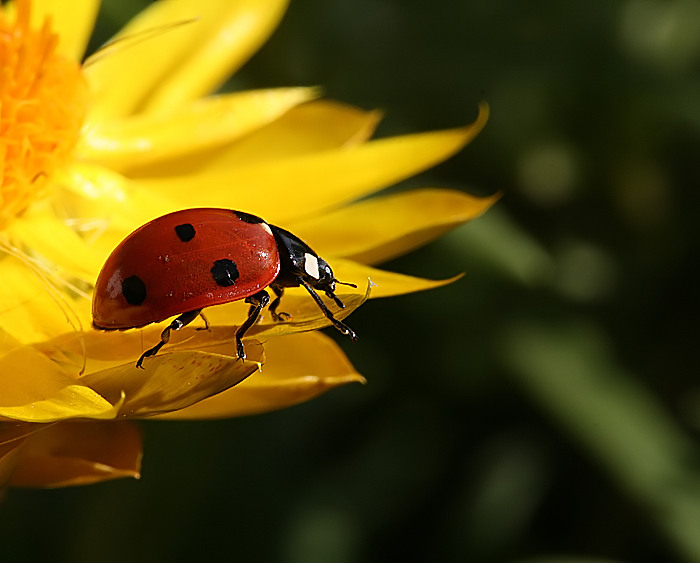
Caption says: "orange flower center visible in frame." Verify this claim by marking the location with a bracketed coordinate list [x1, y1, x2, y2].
[0, 0, 87, 227]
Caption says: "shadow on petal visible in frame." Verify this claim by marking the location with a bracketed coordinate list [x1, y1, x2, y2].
[9, 420, 142, 488]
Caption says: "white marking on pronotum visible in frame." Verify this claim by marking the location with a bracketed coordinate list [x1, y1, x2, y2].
[261, 222, 273, 236]
[304, 253, 320, 279]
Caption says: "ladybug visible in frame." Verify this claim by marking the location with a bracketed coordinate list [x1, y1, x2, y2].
[92, 208, 357, 368]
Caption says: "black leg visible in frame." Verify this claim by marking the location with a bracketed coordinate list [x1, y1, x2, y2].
[269, 285, 291, 321]
[196, 311, 210, 331]
[137, 309, 202, 368]
[236, 290, 270, 360]
[298, 278, 357, 340]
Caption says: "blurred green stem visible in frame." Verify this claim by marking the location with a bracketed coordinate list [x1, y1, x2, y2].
[503, 319, 700, 562]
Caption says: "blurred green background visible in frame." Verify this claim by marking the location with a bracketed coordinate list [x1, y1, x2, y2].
[3, 1, 700, 561]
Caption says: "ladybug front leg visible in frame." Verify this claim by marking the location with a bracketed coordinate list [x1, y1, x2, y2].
[236, 290, 270, 360]
[136, 309, 202, 368]
[298, 278, 357, 341]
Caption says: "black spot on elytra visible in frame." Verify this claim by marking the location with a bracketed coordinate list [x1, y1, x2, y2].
[211, 259, 239, 287]
[122, 275, 147, 305]
[235, 211, 265, 224]
[175, 223, 196, 242]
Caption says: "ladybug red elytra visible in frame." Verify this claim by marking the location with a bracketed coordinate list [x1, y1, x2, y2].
[92, 208, 357, 368]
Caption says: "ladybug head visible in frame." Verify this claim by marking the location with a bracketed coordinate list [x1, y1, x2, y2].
[311, 257, 357, 309]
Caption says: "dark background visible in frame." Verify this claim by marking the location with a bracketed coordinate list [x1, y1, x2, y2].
[4, 1, 700, 561]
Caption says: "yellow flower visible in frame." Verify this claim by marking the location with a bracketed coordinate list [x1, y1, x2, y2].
[0, 0, 494, 488]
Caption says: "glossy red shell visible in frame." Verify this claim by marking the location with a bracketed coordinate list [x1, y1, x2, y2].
[92, 208, 281, 329]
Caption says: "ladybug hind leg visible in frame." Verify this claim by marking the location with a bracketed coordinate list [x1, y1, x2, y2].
[236, 290, 271, 360]
[269, 284, 292, 321]
[196, 311, 211, 331]
[136, 309, 203, 368]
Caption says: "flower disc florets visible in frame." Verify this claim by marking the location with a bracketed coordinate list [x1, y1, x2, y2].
[0, 0, 87, 227]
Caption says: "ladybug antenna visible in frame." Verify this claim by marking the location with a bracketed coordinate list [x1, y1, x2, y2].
[327, 279, 357, 309]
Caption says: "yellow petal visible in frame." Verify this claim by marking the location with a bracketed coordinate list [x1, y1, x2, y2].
[220, 100, 383, 164]
[149, 100, 383, 176]
[0, 328, 25, 355]
[325, 258, 461, 298]
[9, 421, 142, 488]
[85, 0, 288, 120]
[156, 332, 365, 420]
[0, 252, 91, 344]
[142, 0, 290, 114]
[58, 162, 173, 257]
[37, 316, 261, 375]
[291, 189, 500, 264]
[32, 0, 99, 60]
[197, 278, 370, 339]
[80, 87, 319, 173]
[80, 348, 263, 418]
[0, 347, 120, 423]
[135, 104, 489, 222]
[5, 200, 104, 281]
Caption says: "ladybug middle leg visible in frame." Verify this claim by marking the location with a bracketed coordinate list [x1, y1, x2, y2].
[137, 309, 203, 368]
[235, 290, 270, 360]
[269, 284, 291, 321]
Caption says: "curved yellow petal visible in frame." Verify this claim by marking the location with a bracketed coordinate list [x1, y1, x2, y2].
[80, 348, 263, 418]
[196, 278, 370, 339]
[0, 253, 91, 344]
[81, 87, 318, 173]
[5, 201, 104, 281]
[143, 100, 383, 176]
[135, 104, 489, 222]
[38, 315, 260, 375]
[84, 0, 206, 120]
[155, 332, 364, 420]
[85, 0, 288, 119]
[0, 347, 119, 423]
[35, 324, 219, 373]
[142, 0, 289, 114]
[9, 421, 142, 488]
[58, 163, 173, 258]
[330, 258, 462, 298]
[217, 100, 383, 165]
[291, 189, 500, 264]
[32, 0, 99, 60]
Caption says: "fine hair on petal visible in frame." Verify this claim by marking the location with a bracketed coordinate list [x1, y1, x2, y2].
[0, 240, 87, 373]
[83, 17, 200, 68]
